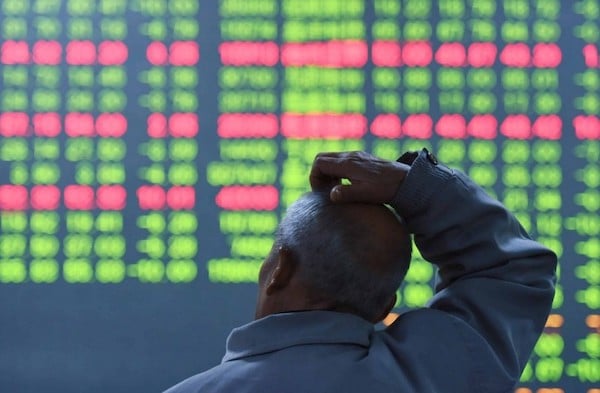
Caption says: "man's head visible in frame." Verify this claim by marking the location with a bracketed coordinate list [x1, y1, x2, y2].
[255, 192, 412, 323]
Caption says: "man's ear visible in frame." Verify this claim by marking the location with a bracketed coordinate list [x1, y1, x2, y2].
[373, 294, 397, 323]
[265, 247, 296, 295]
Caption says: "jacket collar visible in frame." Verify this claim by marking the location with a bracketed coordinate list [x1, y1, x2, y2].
[222, 310, 374, 362]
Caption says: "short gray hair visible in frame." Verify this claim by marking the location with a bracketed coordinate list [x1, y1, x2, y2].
[276, 192, 412, 321]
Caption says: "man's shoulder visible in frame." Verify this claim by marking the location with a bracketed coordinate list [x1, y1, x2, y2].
[163, 363, 229, 393]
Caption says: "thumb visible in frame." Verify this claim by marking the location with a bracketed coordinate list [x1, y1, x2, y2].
[330, 184, 371, 203]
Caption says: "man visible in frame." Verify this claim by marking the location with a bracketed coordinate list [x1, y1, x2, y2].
[166, 149, 557, 393]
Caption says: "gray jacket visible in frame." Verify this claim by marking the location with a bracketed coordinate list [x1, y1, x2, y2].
[165, 149, 557, 393]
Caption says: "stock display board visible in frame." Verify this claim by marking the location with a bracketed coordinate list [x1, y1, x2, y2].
[0, 0, 598, 391]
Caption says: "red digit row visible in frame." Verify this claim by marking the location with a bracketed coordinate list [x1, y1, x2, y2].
[215, 186, 278, 211]
[0, 40, 128, 65]
[0, 40, 202, 66]
[147, 113, 199, 138]
[0, 112, 127, 137]
[371, 114, 564, 140]
[281, 114, 367, 139]
[218, 40, 562, 68]
[212, 113, 574, 140]
[137, 186, 195, 210]
[146, 41, 200, 66]
[217, 114, 278, 138]
[0, 185, 197, 211]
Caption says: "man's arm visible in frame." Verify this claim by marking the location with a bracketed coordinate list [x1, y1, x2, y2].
[310, 149, 557, 389]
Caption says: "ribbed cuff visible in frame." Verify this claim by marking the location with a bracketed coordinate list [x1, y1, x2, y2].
[390, 148, 454, 220]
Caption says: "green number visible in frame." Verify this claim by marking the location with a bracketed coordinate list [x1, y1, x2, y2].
[63, 234, 93, 257]
[172, 18, 199, 39]
[31, 162, 60, 184]
[372, 68, 401, 89]
[95, 212, 123, 232]
[169, 162, 198, 185]
[374, 0, 400, 16]
[99, 90, 127, 112]
[468, 140, 496, 163]
[30, 259, 59, 283]
[403, 21, 432, 40]
[97, 138, 127, 161]
[0, 259, 26, 283]
[35, 16, 61, 38]
[1, 212, 27, 232]
[502, 165, 530, 187]
[97, 163, 126, 184]
[137, 236, 166, 258]
[96, 259, 125, 283]
[168, 212, 197, 234]
[436, 140, 465, 163]
[501, 21, 528, 41]
[470, 19, 495, 41]
[65, 138, 94, 161]
[67, 90, 94, 111]
[30, 212, 59, 234]
[403, 91, 429, 113]
[2, 17, 27, 38]
[0, 234, 27, 256]
[67, 18, 93, 39]
[66, 212, 94, 233]
[98, 67, 127, 87]
[166, 259, 197, 283]
[3, 66, 28, 87]
[137, 213, 166, 234]
[63, 259, 93, 283]
[372, 20, 400, 40]
[533, 20, 560, 42]
[169, 139, 197, 161]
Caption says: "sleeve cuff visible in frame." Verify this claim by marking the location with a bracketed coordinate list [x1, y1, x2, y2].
[390, 148, 455, 220]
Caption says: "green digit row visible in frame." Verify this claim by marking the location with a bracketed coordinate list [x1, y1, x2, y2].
[282, 91, 365, 113]
[1, 0, 126, 15]
[370, 18, 559, 41]
[2, 17, 127, 40]
[137, 211, 198, 234]
[140, 18, 199, 41]
[284, 67, 363, 90]
[219, 91, 277, 113]
[371, 68, 559, 91]
[139, 139, 198, 162]
[220, 19, 277, 41]
[0, 258, 197, 284]
[207, 258, 261, 283]
[139, 162, 198, 185]
[207, 161, 277, 186]
[0, 138, 127, 162]
[1, 211, 124, 233]
[282, 20, 365, 41]
[219, 139, 278, 162]
[139, 67, 198, 89]
[137, 235, 197, 259]
[229, 235, 273, 258]
[0, 233, 198, 259]
[0, 89, 126, 112]
[219, 211, 278, 234]
[139, 90, 198, 112]
[372, 91, 560, 114]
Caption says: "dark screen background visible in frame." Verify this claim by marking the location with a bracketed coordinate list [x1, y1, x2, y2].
[0, 1, 598, 392]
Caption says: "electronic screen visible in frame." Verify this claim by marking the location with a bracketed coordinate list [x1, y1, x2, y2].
[0, 0, 598, 391]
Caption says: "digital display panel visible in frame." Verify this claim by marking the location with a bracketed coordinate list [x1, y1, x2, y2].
[0, 0, 598, 391]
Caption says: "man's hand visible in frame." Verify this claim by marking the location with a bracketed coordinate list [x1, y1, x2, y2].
[309, 151, 410, 203]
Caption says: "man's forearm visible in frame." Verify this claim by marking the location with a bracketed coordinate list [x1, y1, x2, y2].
[390, 149, 557, 383]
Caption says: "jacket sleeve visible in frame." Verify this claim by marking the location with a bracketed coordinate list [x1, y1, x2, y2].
[387, 149, 557, 390]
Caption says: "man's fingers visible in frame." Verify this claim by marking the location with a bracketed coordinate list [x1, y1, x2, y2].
[309, 154, 360, 190]
[330, 183, 373, 203]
